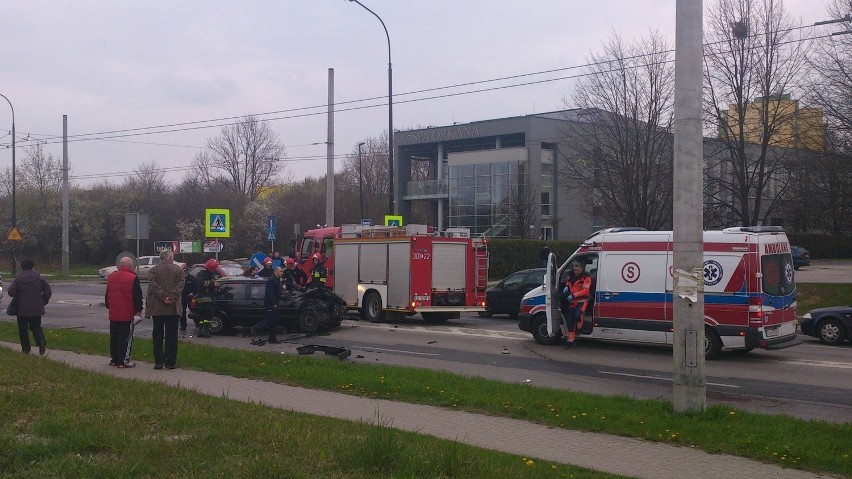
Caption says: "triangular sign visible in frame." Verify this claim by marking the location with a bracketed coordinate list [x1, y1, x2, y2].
[7, 227, 22, 241]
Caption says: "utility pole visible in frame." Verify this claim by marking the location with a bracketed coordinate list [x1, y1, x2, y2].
[672, 0, 706, 413]
[326, 68, 335, 227]
[62, 115, 70, 275]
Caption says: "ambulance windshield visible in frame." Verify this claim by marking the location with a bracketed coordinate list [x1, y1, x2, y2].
[760, 254, 796, 296]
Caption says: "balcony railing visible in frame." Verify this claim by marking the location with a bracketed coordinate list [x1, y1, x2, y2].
[405, 179, 448, 199]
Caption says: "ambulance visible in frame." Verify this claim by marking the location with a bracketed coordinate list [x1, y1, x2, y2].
[518, 227, 800, 359]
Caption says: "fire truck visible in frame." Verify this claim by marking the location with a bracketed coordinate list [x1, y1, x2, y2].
[297, 224, 488, 323]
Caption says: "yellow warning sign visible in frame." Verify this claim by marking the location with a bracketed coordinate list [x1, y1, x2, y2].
[7, 227, 22, 241]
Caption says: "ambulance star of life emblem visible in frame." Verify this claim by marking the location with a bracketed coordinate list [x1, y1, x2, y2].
[703, 260, 723, 286]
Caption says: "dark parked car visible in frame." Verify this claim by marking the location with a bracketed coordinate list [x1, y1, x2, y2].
[187, 262, 245, 279]
[791, 246, 811, 270]
[801, 305, 851, 345]
[188, 277, 346, 335]
[480, 268, 545, 318]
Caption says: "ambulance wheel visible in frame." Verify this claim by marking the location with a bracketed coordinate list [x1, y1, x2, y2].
[362, 292, 385, 323]
[297, 308, 321, 333]
[704, 327, 722, 360]
[532, 314, 560, 345]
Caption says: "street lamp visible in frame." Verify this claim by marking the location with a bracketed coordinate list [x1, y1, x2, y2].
[348, 0, 394, 215]
[0, 93, 16, 274]
[357, 142, 366, 220]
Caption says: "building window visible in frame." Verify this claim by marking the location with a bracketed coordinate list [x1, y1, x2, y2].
[448, 159, 528, 237]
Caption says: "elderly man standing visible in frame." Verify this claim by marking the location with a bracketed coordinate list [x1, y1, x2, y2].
[145, 250, 186, 370]
[105, 256, 143, 367]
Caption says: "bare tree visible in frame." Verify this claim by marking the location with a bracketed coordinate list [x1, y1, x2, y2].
[19, 143, 63, 199]
[808, 0, 852, 139]
[193, 115, 286, 203]
[703, 0, 808, 226]
[561, 31, 675, 230]
[501, 177, 537, 238]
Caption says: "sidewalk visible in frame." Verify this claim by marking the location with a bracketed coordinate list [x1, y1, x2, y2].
[3, 342, 835, 479]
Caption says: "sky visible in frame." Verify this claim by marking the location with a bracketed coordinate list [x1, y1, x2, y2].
[0, 0, 829, 188]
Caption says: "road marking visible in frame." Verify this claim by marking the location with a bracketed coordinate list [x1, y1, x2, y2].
[781, 359, 852, 370]
[599, 370, 741, 388]
[56, 300, 94, 305]
[340, 320, 529, 341]
[351, 346, 442, 357]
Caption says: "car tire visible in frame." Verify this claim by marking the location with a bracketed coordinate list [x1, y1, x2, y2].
[362, 292, 385, 323]
[531, 314, 560, 345]
[477, 305, 493, 318]
[298, 308, 321, 333]
[817, 318, 846, 345]
[208, 315, 227, 335]
[422, 312, 451, 323]
[704, 326, 723, 360]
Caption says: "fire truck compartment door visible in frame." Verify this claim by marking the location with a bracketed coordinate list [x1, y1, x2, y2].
[432, 242, 467, 290]
[359, 243, 389, 284]
[387, 242, 411, 309]
[333, 243, 360, 305]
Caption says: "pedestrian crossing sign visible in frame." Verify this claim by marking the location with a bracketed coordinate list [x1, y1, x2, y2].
[205, 208, 230, 238]
[384, 215, 403, 227]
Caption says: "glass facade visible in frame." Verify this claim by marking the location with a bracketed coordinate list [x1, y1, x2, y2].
[448, 160, 527, 237]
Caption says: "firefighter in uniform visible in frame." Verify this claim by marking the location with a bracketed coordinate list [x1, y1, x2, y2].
[194, 258, 222, 337]
[308, 253, 327, 289]
[561, 261, 591, 347]
[282, 257, 308, 292]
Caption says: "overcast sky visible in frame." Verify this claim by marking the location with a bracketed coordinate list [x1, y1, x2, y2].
[0, 0, 828, 187]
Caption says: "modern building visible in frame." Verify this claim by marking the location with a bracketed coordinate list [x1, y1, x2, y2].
[395, 110, 602, 241]
[720, 93, 825, 151]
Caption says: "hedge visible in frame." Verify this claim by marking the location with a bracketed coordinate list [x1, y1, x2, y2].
[785, 233, 852, 260]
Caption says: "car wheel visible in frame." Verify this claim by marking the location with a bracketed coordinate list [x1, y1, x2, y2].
[704, 326, 723, 360]
[208, 315, 227, 335]
[362, 292, 384, 323]
[298, 308, 321, 333]
[477, 305, 493, 318]
[422, 312, 451, 323]
[531, 314, 560, 345]
[817, 319, 846, 345]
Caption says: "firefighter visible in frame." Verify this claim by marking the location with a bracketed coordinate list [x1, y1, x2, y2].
[282, 257, 308, 292]
[561, 261, 591, 347]
[194, 258, 222, 338]
[257, 257, 274, 278]
[308, 253, 327, 289]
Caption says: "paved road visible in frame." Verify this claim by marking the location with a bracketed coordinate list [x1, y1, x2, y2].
[793, 259, 852, 283]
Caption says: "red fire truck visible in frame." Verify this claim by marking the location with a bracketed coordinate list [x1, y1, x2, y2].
[297, 224, 488, 323]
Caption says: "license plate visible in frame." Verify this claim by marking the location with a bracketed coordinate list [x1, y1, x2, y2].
[765, 326, 780, 338]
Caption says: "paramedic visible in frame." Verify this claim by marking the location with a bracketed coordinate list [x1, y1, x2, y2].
[561, 261, 591, 347]
[308, 253, 328, 289]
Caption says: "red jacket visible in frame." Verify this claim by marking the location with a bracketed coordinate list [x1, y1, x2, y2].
[105, 267, 143, 321]
[564, 272, 592, 312]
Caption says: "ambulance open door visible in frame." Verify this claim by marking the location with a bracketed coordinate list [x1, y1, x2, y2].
[544, 253, 561, 338]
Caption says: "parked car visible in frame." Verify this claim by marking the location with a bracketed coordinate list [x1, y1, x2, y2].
[791, 246, 811, 270]
[187, 276, 346, 335]
[187, 262, 244, 279]
[480, 268, 546, 318]
[99, 256, 186, 280]
[801, 305, 851, 345]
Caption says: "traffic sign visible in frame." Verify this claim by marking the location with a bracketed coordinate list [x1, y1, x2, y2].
[205, 209, 230, 238]
[7, 227, 22, 241]
[384, 215, 403, 227]
[267, 215, 276, 241]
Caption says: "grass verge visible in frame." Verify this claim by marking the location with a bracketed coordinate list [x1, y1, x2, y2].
[0, 323, 849, 477]
[0, 348, 621, 479]
[796, 283, 852, 313]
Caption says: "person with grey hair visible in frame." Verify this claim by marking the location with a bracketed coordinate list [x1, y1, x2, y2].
[8, 258, 52, 355]
[145, 250, 186, 369]
[105, 256, 143, 367]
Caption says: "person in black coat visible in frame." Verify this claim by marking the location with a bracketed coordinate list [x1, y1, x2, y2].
[8, 259, 52, 355]
[250, 266, 283, 343]
[539, 244, 551, 267]
[179, 265, 197, 331]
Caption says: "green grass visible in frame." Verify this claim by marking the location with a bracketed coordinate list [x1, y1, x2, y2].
[0, 348, 621, 479]
[0, 323, 849, 477]
[796, 283, 852, 313]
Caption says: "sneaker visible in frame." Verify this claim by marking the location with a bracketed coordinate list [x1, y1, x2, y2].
[154, 364, 164, 370]
[38, 343, 46, 356]
[565, 341, 575, 349]
[123, 361, 136, 368]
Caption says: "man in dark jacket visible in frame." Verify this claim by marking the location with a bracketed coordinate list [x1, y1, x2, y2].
[194, 258, 222, 337]
[282, 257, 307, 292]
[105, 256, 143, 367]
[250, 266, 284, 343]
[9, 258, 52, 355]
[179, 265, 196, 332]
[145, 250, 186, 370]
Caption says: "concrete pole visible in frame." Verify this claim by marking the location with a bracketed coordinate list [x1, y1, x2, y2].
[672, 0, 706, 413]
[62, 115, 70, 275]
[326, 68, 335, 227]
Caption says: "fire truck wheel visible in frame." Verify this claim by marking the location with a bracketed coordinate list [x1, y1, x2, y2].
[532, 314, 560, 345]
[362, 292, 385, 323]
[704, 326, 723, 360]
[298, 308, 321, 333]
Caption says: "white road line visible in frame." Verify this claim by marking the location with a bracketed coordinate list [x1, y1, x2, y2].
[599, 370, 741, 388]
[781, 359, 852, 370]
[351, 346, 442, 357]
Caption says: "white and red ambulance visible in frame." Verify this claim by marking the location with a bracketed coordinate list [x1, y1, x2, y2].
[518, 226, 800, 359]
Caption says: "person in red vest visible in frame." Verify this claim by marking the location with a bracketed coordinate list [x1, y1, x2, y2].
[105, 256, 143, 367]
[561, 261, 591, 347]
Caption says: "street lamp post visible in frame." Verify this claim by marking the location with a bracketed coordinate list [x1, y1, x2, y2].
[357, 142, 366, 220]
[348, 0, 394, 215]
[0, 93, 16, 275]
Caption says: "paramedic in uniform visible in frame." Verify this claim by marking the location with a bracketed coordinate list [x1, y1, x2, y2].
[561, 261, 592, 347]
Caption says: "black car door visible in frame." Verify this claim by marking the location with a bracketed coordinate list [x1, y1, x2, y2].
[493, 271, 526, 314]
[244, 283, 267, 326]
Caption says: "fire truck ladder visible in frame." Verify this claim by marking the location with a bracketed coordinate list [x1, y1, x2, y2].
[473, 244, 489, 292]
